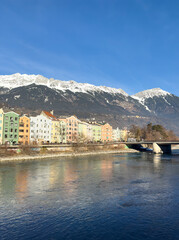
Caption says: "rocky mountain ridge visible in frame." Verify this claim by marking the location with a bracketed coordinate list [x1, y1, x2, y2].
[0, 73, 178, 135]
[0, 73, 128, 95]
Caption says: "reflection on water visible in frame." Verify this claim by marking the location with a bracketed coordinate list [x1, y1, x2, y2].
[153, 154, 161, 170]
[0, 153, 179, 240]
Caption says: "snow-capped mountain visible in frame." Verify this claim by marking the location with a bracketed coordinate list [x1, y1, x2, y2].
[131, 88, 179, 115]
[132, 88, 171, 100]
[0, 73, 128, 95]
[0, 73, 179, 134]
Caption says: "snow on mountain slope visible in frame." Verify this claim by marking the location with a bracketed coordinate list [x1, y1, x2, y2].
[131, 88, 172, 112]
[0, 73, 128, 96]
[132, 88, 171, 100]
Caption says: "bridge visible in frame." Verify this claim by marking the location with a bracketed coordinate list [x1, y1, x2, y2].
[124, 141, 179, 154]
[0, 141, 178, 154]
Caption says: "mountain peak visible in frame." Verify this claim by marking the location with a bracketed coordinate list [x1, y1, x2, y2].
[132, 88, 171, 100]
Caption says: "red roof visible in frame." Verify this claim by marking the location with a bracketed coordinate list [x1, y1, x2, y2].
[42, 111, 57, 120]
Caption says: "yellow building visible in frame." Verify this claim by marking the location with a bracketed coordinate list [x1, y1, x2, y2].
[0, 109, 4, 144]
[78, 121, 92, 142]
[120, 129, 128, 141]
[51, 120, 60, 143]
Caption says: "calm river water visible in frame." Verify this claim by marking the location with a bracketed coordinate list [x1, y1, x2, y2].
[0, 152, 179, 240]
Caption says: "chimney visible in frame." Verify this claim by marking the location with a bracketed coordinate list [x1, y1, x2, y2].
[50, 110, 54, 115]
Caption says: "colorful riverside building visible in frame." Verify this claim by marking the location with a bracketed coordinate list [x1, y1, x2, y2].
[41, 111, 67, 143]
[2, 111, 19, 144]
[60, 116, 79, 143]
[0, 109, 4, 144]
[30, 115, 52, 144]
[59, 120, 67, 143]
[41, 110, 58, 143]
[112, 127, 121, 142]
[51, 119, 67, 143]
[51, 120, 60, 143]
[78, 121, 93, 142]
[18, 115, 30, 145]
[101, 123, 113, 142]
[89, 123, 102, 142]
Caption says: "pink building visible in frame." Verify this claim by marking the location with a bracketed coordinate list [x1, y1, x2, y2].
[60, 116, 80, 143]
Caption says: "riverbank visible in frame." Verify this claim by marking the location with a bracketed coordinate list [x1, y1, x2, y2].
[0, 149, 138, 163]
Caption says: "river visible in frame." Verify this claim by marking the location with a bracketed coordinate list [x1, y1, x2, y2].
[0, 152, 179, 240]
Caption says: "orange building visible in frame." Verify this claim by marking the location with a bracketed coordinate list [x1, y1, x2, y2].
[101, 123, 113, 142]
[18, 115, 30, 145]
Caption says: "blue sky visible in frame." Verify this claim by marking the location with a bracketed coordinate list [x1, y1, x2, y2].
[0, 0, 179, 95]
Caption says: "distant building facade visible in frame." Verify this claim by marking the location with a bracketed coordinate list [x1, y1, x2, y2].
[18, 115, 30, 145]
[3, 111, 19, 144]
[51, 120, 60, 143]
[59, 120, 67, 143]
[30, 115, 52, 144]
[0, 108, 122, 145]
[78, 121, 93, 142]
[90, 123, 101, 142]
[63, 116, 79, 143]
[112, 127, 121, 142]
[101, 123, 113, 142]
[0, 109, 4, 144]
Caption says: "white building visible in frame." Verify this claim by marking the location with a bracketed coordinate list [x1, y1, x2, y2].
[112, 127, 121, 142]
[30, 115, 52, 144]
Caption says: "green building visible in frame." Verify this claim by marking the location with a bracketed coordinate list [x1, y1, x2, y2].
[3, 111, 19, 144]
[91, 123, 101, 142]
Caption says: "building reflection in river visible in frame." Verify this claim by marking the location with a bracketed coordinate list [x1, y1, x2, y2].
[0, 152, 174, 205]
[15, 166, 28, 202]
